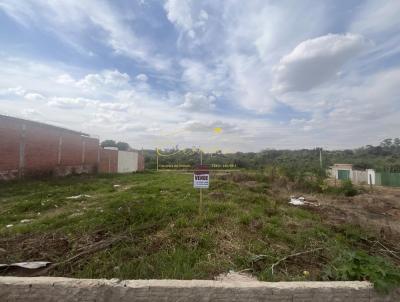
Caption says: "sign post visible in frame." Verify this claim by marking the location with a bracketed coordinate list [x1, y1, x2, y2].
[194, 164, 209, 215]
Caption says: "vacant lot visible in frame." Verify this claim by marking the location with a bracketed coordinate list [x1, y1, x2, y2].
[0, 171, 399, 291]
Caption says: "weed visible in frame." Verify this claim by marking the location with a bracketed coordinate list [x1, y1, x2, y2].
[323, 250, 400, 293]
[322, 180, 358, 196]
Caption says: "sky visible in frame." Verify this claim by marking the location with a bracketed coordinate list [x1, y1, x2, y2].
[0, 0, 399, 152]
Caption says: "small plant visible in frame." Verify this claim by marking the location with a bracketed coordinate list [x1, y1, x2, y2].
[323, 180, 358, 196]
[339, 180, 358, 196]
[239, 213, 252, 225]
[323, 250, 400, 293]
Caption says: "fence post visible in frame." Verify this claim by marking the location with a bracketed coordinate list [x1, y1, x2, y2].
[369, 174, 373, 191]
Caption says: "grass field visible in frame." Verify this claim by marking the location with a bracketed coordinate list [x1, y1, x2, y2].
[1, 171, 399, 291]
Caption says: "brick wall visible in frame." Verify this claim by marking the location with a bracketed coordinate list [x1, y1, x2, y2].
[0, 115, 100, 179]
[84, 137, 100, 166]
[24, 123, 60, 176]
[1, 115, 144, 179]
[138, 153, 145, 171]
[0, 277, 399, 302]
[99, 148, 118, 173]
[0, 117, 20, 179]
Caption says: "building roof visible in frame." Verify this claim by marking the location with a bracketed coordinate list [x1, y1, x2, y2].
[0, 114, 90, 137]
[332, 163, 353, 168]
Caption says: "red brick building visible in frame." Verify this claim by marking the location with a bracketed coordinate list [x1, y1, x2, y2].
[0, 115, 144, 180]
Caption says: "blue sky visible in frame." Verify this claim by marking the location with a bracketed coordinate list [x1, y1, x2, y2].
[0, 0, 399, 152]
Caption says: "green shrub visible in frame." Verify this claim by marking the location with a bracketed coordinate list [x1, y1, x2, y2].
[340, 180, 358, 196]
[323, 180, 358, 196]
[323, 250, 400, 293]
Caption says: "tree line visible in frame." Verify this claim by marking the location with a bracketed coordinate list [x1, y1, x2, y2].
[100, 140, 131, 151]
[143, 138, 400, 172]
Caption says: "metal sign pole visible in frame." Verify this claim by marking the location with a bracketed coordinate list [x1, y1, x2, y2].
[200, 150, 203, 215]
[199, 187, 203, 216]
[194, 153, 208, 217]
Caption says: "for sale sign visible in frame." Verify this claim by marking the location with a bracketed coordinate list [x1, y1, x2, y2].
[194, 165, 209, 188]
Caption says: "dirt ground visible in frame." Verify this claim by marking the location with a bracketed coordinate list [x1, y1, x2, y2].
[299, 185, 400, 249]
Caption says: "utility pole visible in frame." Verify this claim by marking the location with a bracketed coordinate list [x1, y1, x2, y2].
[156, 150, 159, 172]
[319, 148, 323, 170]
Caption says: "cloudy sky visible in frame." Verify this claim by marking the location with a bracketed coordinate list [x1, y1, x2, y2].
[0, 0, 399, 152]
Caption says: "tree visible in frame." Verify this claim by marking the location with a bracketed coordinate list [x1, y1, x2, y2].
[380, 138, 393, 149]
[116, 141, 130, 151]
[101, 140, 117, 148]
[100, 140, 130, 150]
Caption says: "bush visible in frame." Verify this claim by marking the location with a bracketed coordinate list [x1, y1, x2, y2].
[323, 250, 400, 293]
[339, 180, 358, 196]
[323, 180, 358, 196]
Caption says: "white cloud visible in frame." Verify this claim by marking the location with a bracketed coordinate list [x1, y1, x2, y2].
[351, 1, 400, 36]
[0, 1, 170, 70]
[168, 2, 329, 113]
[179, 92, 215, 111]
[77, 70, 130, 91]
[0, 86, 46, 102]
[9, 86, 26, 96]
[277, 67, 400, 148]
[24, 93, 46, 101]
[1, 1, 400, 151]
[349, 1, 400, 64]
[56, 74, 75, 85]
[180, 59, 228, 94]
[21, 108, 42, 119]
[99, 102, 130, 112]
[164, 0, 209, 40]
[181, 120, 239, 134]
[48, 97, 94, 109]
[116, 123, 147, 132]
[272, 33, 367, 93]
[226, 54, 276, 113]
[164, 0, 193, 33]
[0, 86, 26, 97]
[91, 111, 130, 124]
[136, 73, 148, 82]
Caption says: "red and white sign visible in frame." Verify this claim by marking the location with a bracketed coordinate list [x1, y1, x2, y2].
[194, 165, 209, 188]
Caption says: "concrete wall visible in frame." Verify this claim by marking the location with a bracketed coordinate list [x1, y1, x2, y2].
[117, 150, 138, 173]
[329, 165, 377, 186]
[367, 169, 376, 185]
[0, 115, 99, 180]
[0, 277, 398, 302]
[352, 170, 368, 184]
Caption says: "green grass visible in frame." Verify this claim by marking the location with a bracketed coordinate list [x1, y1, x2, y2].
[0, 171, 399, 291]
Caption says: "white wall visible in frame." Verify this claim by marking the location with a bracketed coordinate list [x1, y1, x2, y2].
[367, 169, 376, 185]
[117, 151, 138, 173]
[352, 170, 368, 184]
